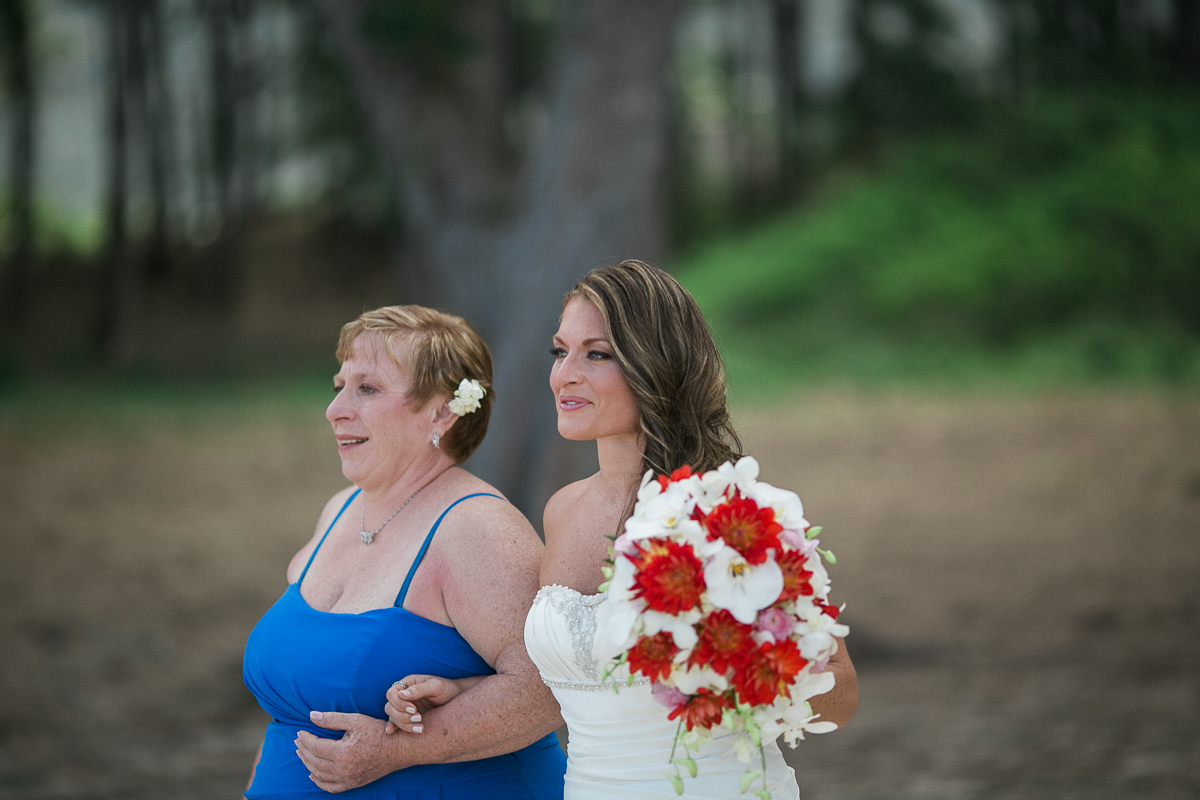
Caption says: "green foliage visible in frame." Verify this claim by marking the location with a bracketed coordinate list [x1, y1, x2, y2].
[677, 93, 1200, 387]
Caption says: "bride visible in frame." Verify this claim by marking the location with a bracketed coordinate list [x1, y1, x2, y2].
[387, 261, 857, 798]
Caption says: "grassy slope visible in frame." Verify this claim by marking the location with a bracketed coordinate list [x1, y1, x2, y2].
[675, 93, 1200, 394]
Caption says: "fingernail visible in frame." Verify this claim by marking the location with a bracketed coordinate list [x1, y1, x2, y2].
[413, 724, 423, 733]
[310, 710, 323, 721]
[405, 707, 416, 714]
[400, 689, 411, 696]
[410, 714, 421, 722]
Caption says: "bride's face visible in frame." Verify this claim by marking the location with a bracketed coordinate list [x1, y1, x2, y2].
[550, 298, 640, 442]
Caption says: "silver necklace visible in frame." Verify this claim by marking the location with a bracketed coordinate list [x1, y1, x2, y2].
[359, 479, 434, 545]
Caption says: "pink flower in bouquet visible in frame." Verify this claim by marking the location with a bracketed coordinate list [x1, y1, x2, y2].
[779, 528, 818, 555]
[755, 607, 793, 641]
[650, 682, 688, 711]
[699, 494, 783, 565]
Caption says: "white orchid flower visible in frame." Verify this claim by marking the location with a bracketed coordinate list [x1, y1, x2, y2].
[593, 596, 641, 659]
[793, 605, 848, 660]
[623, 484, 701, 541]
[727, 456, 761, 492]
[698, 456, 760, 508]
[791, 670, 836, 703]
[637, 469, 661, 500]
[794, 603, 849, 636]
[780, 709, 838, 746]
[805, 554, 831, 600]
[606, 553, 639, 603]
[669, 664, 729, 695]
[753, 705, 788, 741]
[642, 607, 701, 650]
[798, 631, 837, 662]
[747, 482, 808, 533]
[703, 546, 784, 624]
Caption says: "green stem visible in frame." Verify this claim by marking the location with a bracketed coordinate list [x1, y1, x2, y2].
[761, 742, 769, 797]
[669, 717, 683, 764]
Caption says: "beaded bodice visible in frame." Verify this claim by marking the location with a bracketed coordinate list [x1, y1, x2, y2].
[524, 584, 648, 691]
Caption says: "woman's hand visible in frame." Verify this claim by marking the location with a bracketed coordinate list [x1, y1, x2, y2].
[384, 675, 484, 734]
[297, 711, 400, 792]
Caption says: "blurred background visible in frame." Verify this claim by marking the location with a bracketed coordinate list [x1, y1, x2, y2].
[1, 0, 1198, 797]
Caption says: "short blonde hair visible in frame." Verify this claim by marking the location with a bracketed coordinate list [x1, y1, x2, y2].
[336, 305, 494, 463]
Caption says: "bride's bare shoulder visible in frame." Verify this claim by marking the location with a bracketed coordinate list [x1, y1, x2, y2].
[543, 474, 596, 541]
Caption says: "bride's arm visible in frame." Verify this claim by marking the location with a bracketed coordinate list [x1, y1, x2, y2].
[808, 636, 858, 728]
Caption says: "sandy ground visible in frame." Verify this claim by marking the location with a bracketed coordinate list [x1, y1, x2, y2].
[1, 391, 1197, 799]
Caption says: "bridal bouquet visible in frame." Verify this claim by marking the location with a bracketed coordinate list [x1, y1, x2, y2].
[599, 457, 847, 798]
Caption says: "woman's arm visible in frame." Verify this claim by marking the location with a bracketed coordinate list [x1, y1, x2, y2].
[384, 674, 486, 734]
[808, 636, 857, 728]
[294, 500, 563, 792]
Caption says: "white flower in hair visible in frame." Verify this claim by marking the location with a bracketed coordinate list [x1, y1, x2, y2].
[448, 378, 486, 415]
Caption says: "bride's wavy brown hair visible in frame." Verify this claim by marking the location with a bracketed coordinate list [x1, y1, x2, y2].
[564, 260, 743, 481]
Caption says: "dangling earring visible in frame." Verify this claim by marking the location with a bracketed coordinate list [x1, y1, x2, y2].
[432, 432, 440, 449]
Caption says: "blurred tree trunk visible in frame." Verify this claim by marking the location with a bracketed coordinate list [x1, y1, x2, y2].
[139, 0, 173, 284]
[1174, 0, 1200, 84]
[473, 0, 681, 516]
[205, 0, 247, 312]
[1, 0, 34, 330]
[315, 0, 681, 519]
[98, 0, 138, 365]
[772, 0, 805, 201]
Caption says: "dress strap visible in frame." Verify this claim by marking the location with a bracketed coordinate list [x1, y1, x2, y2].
[394, 493, 501, 608]
[297, 488, 361, 586]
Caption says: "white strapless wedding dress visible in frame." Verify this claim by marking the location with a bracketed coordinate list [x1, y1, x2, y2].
[524, 585, 800, 800]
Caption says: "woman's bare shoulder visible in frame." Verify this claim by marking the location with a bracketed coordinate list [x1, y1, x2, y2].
[314, 486, 359, 534]
[286, 486, 358, 582]
[435, 474, 541, 553]
[543, 475, 596, 542]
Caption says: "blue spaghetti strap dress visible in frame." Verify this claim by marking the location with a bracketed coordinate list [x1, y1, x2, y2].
[243, 490, 566, 799]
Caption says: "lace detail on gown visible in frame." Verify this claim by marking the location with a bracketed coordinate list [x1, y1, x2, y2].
[531, 585, 649, 690]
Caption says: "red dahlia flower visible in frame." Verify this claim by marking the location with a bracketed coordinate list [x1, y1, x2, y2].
[628, 632, 680, 681]
[777, 550, 814, 602]
[702, 493, 783, 565]
[630, 538, 706, 614]
[688, 609, 755, 673]
[819, 601, 841, 620]
[656, 464, 694, 490]
[732, 639, 808, 706]
[667, 687, 731, 731]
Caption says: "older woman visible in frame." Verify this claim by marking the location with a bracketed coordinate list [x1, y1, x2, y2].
[241, 306, 565, 798]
